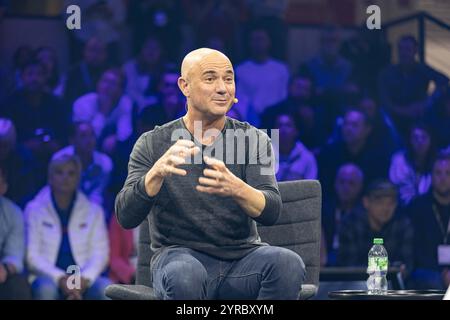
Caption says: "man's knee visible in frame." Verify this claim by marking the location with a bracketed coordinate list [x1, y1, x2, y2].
[158, 258, 208, 299]
[32, 276, 59, 300]
[84, 276, 112, 300]
[260, 246, 306, 283]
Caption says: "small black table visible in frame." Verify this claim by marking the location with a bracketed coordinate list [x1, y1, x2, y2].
[328, 290, 445, 300]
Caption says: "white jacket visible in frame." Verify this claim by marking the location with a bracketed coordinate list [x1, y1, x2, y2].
[25, 186, 109, 283]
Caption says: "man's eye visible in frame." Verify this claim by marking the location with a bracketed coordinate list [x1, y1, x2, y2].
[206, 78, 213, 82]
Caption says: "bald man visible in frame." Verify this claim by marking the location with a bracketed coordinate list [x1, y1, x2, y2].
[115, 48, 305, 300]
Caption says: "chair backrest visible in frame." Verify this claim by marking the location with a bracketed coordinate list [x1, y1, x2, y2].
[136, 180, 322, 289]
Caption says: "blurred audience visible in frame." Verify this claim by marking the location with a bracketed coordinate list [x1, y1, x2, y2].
[0, 118, 38, 207]
[318, 108, 392, 195]
[273, 113, 317, 181]
[109, 216, 139, 284]
[379, 35, 449, 139]
[390, 123, 436, 205]
[123, 36, 168, 112]
[0, 168, 32, 299]
[64, 37, 109, 106]
[337, 179, 414, 280]
[408, 150, 450, 290]
[235, 25, 289, 125]
[25, 154, 110, 300]
[35, 46, 64, 97]
[322, 163, 364, 266]
[52, 122, 113, 209]
[73, 68, 134, 155]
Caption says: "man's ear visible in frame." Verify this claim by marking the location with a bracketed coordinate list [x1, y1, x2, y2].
[178, 77, 189, 97]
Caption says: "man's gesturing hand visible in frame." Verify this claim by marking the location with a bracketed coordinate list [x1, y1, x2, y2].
[145, 139, 200, 197]
[196, 156, 242, 197]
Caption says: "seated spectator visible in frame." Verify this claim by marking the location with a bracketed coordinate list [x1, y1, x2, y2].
[0, 60, 69, 187]
[337, 180, 414, 279]
[35, 46, 64, 97]
[318, 108, 392, 195]
[390, 123, 436, 205]
[322, 163, 364, 266]
[379, 35, 449, 139]
[63, 37, 108, 106]
[299, 27, 353, 123]
[109, 216, 139, 284]
[0, 118, 39, 207]
[52, 122, 113, 208]
[4, 45, 34, 94]
[73, 68, 134, 155]
[123, 36, 167, 112]
[261, 73, 328, 151]
[142, 68, 185, 123]
[0, 168, 32, 299]
[235, 25, 289, 125]
[25, 154, 110, 300]
[127, 0, 182, 61]
[358, 96, 401, 154]
[273, 113, 317, 181]
[408, 150, 450, 290]
[426, 87, 450, 149]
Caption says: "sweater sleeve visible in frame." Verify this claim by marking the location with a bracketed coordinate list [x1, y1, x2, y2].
[115, 132, 157, 229]
[245, 129, 282, 226]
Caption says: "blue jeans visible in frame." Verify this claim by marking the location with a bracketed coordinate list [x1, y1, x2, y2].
[32, 276, 111, 300]
[152, 246, 306, 300]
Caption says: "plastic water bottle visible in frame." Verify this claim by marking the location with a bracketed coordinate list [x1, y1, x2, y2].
[367, 238, 388, 294]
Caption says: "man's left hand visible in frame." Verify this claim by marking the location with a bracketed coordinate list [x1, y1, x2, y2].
[196, 156, 243, 197]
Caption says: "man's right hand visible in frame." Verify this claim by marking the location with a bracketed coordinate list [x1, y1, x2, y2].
[145, 139, 200, 197]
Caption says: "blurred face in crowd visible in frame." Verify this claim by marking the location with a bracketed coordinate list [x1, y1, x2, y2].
[342, 111, 371, 147]
[97, 70, 123, 101]
[276, 114, 298, 149]
[14, 45, 33, 69]
[72, 123, 96, 156]
[140, 38, 162, 66]
[359, 98, 377, 119]
[179, 49, 235, 118]
[160, 72, 180, 99]
[84, 38, 107, 67]
[398, 38, 417, 65]
[432, 159, 450, 197]
[289, 76, 312, 100]
[410, 127, 431, 158]
[36, 47, 57, 78]
[335, 164, 363, 204]
[364, 195, 397, 227]
[250, 29, 271, 60]
[49, 161, 80, 195]
[22, 64, 45, 92]
[320, 30, 340, 61]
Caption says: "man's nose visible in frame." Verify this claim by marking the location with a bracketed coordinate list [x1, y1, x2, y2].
[215, 79, 227, 94]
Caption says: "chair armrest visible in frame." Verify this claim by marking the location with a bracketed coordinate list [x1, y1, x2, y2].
[105, 284, 157, 300]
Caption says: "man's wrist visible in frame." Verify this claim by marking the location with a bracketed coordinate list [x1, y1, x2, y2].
[231, 178, 247, 200]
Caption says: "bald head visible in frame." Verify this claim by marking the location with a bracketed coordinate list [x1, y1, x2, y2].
[178, 48, 236, 118]
[181, 48, 231, 80]
[335, 163, 364, 203]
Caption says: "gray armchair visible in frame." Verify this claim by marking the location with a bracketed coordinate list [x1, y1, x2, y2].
[106, 180, 322, 300]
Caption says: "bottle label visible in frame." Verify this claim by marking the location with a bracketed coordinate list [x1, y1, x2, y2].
[368, 256, 388, 272]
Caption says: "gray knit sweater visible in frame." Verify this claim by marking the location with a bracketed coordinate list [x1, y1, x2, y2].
[115, 117, 282, 260]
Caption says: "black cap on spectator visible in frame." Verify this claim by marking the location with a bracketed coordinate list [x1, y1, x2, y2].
[364, 179, 398, 199]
